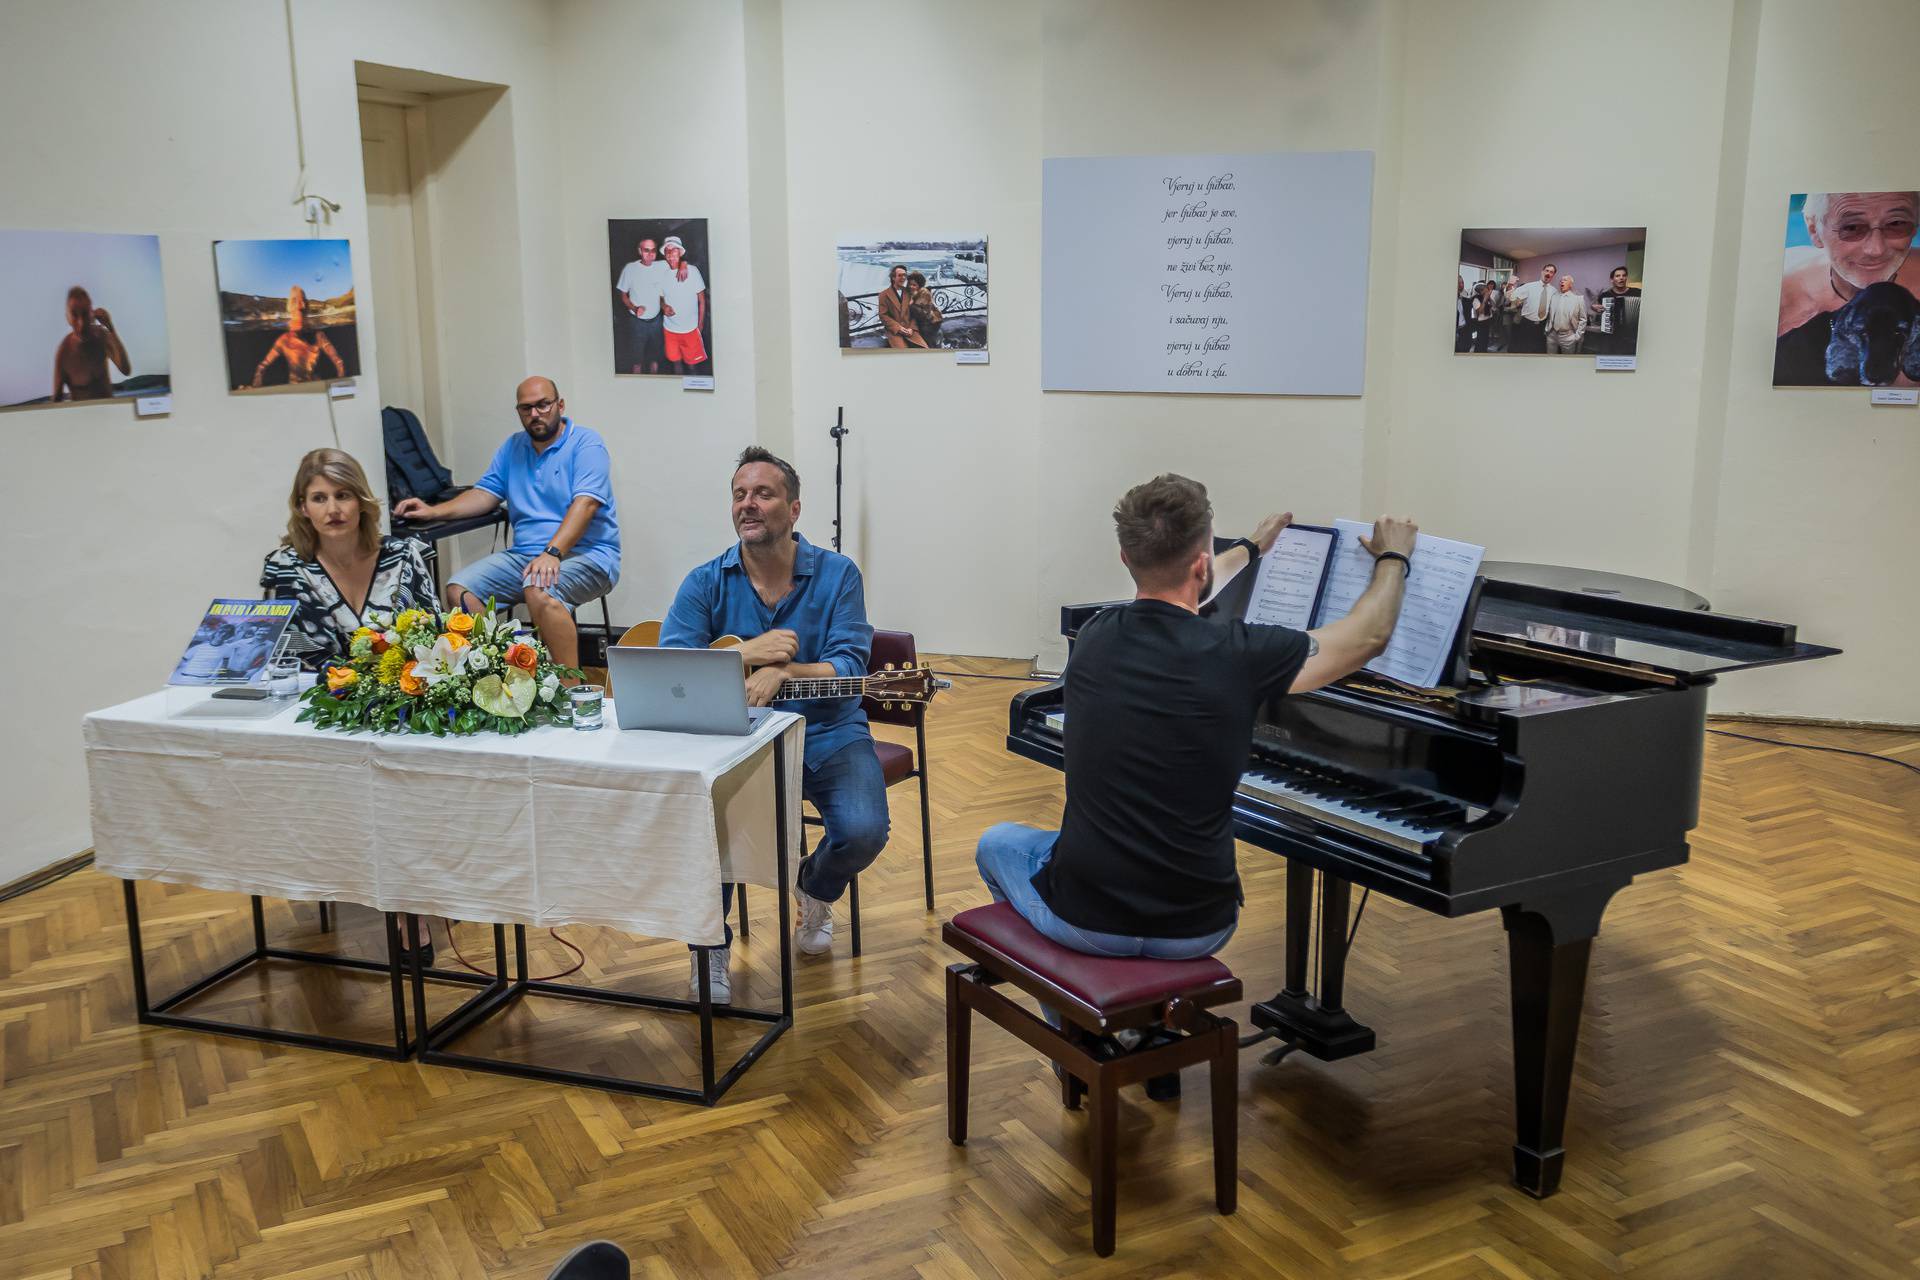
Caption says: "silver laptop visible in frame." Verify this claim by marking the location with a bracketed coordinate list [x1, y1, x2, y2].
[607, 646, 772, 735]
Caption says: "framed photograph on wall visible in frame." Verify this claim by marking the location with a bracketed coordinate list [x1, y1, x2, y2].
[608, 218, 713, 377]
[0, 229, 170, 411]
[1774, 191, 1920, 386]
[1456, 227, 1645, 358]
[213, 239, 359, 391]
[835, 237, 988, 351]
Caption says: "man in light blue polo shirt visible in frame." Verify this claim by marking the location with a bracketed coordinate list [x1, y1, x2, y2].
[661, 446, 888, 1003]
[391, 375, 620, 671]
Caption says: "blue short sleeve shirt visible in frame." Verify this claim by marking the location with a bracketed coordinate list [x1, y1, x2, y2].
[659, 533, 874, 762]
[474, 419, 621, 579]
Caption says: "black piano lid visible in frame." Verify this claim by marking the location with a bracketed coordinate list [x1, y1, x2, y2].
[1472, 578, 1840, 681]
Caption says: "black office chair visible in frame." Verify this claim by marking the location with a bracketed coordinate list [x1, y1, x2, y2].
[545, 1240, 629, 1280]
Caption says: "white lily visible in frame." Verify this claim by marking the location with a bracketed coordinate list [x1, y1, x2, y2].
[412, 635, 471, 686]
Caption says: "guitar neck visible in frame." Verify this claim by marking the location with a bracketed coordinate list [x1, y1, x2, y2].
[775, 675, 877, 701]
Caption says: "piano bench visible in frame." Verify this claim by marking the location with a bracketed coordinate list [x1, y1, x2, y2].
[942, 901, 1242, 1257]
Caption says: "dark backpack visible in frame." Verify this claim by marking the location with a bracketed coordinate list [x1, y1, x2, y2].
[381, 406, 457, 504]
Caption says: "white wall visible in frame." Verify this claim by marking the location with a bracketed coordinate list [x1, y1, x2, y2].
[0, 0, 562, 886]
[4, 0, 1911, 884]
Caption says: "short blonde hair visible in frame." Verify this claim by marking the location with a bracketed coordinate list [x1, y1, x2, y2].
[283, 448, 381, 560]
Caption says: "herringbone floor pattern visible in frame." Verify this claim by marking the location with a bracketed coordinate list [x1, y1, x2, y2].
[3, 658, 1916, 1278]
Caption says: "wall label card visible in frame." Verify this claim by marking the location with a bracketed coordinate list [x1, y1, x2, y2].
[682, 375, 715, 392]
[1042, 150, 1374, 396]
[1870, 388, 1917, 405]
[135, 395, 172, 417]
[1595, 355, 1638, 371]
[328, 380, 356, 399]
[956, 350, 990, 365]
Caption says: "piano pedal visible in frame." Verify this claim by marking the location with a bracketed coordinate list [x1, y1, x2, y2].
[1261, 1043, 1299, 1068]
[1144, 1072, 1181, 1102]
[1249, 992, 1377, 1062]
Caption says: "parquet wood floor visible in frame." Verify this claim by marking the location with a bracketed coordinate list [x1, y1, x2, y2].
[3, 657, 1917, 1278]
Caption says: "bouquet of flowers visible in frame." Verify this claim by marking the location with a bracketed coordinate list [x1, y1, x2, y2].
[298, 600, 582, 736]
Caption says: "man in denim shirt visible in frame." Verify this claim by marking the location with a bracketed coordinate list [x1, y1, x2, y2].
[661, 447, 888, 1002]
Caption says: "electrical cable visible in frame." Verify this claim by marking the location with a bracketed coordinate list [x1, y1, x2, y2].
[1707, 728, 1920, 778]
[442, 918, 586, 980]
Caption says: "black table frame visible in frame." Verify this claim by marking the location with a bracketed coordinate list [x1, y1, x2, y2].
[121, 884, 498, 1060]
[405, 733, 795, 1105]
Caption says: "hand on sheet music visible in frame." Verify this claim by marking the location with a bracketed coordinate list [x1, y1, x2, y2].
[1251, 511, 1294, 554]
[1360, 516, 1418, 562]
[735, 628, 799, 669]
[745, 665, 789, 707]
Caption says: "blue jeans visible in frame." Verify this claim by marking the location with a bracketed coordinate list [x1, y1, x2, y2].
[449, 550, 616, 611]
[973, 823, 1237, 960]
[709, 737, 890, 948]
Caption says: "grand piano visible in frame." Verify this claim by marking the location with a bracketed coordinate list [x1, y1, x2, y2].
[1007, 563, 1837, 1197]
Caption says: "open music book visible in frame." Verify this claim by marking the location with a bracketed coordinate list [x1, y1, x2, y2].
[1243, 520, 1485, 689]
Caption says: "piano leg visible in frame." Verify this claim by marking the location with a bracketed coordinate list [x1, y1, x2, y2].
[1501, 884, 1621, 1199]
[1249, 868, 1376, 1061]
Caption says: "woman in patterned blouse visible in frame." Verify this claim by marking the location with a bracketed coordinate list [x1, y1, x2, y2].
[261, 448, 438, 958]
[260, 449, 434, 672]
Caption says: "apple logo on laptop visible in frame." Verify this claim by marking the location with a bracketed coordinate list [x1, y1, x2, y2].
[670, 683, 687, 699]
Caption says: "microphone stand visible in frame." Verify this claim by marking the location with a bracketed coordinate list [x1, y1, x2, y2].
[829, 406, 848, 555]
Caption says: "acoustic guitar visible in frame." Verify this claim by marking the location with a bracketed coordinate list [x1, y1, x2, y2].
[618, 621, 942, 711]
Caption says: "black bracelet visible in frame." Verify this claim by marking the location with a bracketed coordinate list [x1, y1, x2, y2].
[1374, 551, 1412, 574]
[543, 544, 565, 560]
[1227, 537, 1260, 561]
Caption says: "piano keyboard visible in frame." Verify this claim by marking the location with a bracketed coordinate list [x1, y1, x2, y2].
[1237, 765, 1480, 854]
[1034, 710, 1474, 856]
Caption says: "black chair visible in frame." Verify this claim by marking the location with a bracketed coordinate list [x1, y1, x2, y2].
[738, 628, 936, 957]
[544, 1240, 629, 1280]
[382, 404, 508, 596]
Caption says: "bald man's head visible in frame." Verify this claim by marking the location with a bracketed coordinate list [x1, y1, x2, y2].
[513, 376, 565, 443]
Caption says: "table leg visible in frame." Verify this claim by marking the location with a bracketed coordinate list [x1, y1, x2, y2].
[122, 879, 152, 1017]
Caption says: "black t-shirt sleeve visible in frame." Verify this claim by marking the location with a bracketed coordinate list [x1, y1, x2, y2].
[1239, 622, 1313, 700]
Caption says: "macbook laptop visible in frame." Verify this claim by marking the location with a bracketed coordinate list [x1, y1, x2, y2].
[607, 646, 772, 735]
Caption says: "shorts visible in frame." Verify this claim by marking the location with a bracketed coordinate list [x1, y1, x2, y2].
[628, 312, 664, 366]
[664, 325, 708, 366]
[449, 549, 617, 610]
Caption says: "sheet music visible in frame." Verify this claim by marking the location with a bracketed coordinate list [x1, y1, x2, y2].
[1313, 519, 1485, 688]
[1242, 525, 1336, 629]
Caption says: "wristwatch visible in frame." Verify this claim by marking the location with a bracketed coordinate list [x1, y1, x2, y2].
[1226, 537, 1260, 560]
[543, 544, 565, 560]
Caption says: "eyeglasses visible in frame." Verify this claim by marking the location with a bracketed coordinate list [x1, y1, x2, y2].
[1830, 217, 1917, 244]
[516, 397, 557, 415]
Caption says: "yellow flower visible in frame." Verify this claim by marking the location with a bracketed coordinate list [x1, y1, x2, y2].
[351, 626, 375, 644]
[394, 609, 427, 634]
[440, 631, 470, 652]
[446, 611, 476, 636]
[326, 666, 359, 692]
[376, 647, 409, 685]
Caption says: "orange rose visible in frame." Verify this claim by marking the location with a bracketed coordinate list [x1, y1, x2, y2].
[446, 611, 475, 635]
[325, 666, 359, 692]
[399, 660, 426, 697]
[440, 631, 470, 651]
[370, 634, 389, 655]
[504, 642, 538, 673]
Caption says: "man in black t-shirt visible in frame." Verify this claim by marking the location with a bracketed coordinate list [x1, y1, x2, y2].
[976, 473, 1417, 960]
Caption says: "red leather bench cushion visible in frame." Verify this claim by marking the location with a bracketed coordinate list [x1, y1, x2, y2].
[948, 902, 1234, 1014]
[872, 739, 916, 785]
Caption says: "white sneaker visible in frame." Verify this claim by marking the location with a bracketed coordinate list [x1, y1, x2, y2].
[794, 888, 834, 956]
[689, 946, 732, 1005]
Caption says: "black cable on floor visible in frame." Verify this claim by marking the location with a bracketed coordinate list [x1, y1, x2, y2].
[1706, 728, 1920, 777]
[1346, 887, 1371, 949]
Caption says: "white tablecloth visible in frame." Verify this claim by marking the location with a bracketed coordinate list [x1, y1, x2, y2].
[83, 691, 804, 946]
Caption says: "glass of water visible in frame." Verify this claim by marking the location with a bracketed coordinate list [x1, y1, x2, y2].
[266, 656, 302, 699]
[568, 683, 605, 730]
